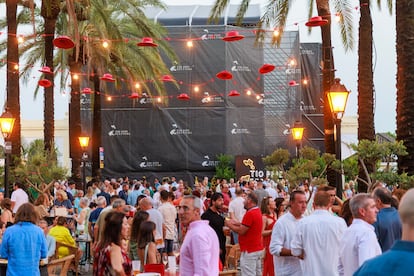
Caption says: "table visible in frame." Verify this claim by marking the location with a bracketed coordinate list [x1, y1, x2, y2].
[76, 236, 92, 265]
[0, 258, 48, 276]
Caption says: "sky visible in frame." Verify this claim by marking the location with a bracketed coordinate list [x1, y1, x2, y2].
[0, 0, 397, 133]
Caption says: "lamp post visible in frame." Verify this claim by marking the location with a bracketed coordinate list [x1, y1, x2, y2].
[0, 110, 15, 198]
[291, 121, 304, 159]
[327, 78, 350, 198]
[78, 135, 90, 194]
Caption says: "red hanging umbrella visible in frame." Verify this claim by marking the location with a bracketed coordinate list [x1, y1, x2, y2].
[82, 87, 93, 94]
[305, 16, 328, 27]
[53, 36, 75, 49]
[137, 37, 158, 47]
[177, 93, 190, 100]
[38, 79, 52, 87]
[228, 90, 241, 97]
[128, 92, 139, 99]
[216, 70, 233, 80]
[259, 64, 275, 74]
[222, 30, 245, 42]
[100, 73, 115, 82]
[39, 66, 53, 74]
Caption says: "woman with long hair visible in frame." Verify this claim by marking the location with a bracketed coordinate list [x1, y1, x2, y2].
[1, 198, 14, 227]
[260, 197, 277, 276]
[128, 210, 149, 260]
[275, 197, 287, 218]
[137, 221, 160, 272]
[94, 211, 132, 275]
[34, 193, 50, 220]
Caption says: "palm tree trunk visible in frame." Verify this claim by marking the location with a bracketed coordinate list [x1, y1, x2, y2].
[396, 0, 414, 175]
[41, 0, 60, 154]
[357, 0, 374, 192]
[6, 0, 22, 168]
[69, 61, 82, 183]
[91, 74, 102, 181]
[317, 0, 336, 187]
[43, 19, 56, 154]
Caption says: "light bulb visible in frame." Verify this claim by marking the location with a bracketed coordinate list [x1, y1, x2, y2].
[102, 40, 109, 48]
[187, 40, 193, 48]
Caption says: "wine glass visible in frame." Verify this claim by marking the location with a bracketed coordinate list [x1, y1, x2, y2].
[162, 255, 168, 267]
[172, 242, 180, 258]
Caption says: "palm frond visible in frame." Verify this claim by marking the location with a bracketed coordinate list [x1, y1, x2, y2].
[333, 0, 354, 51]
[208, 0, 230, 24]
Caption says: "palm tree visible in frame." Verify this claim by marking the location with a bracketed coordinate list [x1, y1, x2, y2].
[40, 0, 61, 154]
[357, 1, 392, 192]
[5, 0, 22, 169]
[396, 0, 414, 175]
[57, 0, 176, 180]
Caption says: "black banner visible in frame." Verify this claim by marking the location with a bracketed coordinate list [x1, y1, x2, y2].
[235, 155, 267, 181]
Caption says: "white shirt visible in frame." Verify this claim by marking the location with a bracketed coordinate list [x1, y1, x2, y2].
[228, 196, 245, 222]
[265, 187, 278, 199]
[11, 188, 29, 213]
[158, 202, 177, 240]
[291, 209, 347, 276]
[269, 211, 303, 276]
[338, 219, 382, 276]
[147, 208, 165, 249]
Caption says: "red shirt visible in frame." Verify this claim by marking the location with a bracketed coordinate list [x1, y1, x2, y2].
[239, 206, 263, 253]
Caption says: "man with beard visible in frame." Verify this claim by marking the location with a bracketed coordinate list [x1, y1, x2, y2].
[201, 192, 226, 265]
[226, 192, 263, 275]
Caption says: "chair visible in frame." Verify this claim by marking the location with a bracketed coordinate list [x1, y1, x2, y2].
[225, 244, 240, 269]
[47, 254, 75, 276]
[219, 269, 238, 276]
[54, 241, 81, 276]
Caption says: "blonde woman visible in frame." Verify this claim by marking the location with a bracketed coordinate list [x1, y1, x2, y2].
[53, 190, 73, 214]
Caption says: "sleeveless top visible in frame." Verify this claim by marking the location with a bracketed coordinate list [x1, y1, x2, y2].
[94, 244, 132, 276]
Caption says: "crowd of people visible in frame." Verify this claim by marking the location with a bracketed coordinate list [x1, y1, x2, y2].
[0, 176, 412, 275]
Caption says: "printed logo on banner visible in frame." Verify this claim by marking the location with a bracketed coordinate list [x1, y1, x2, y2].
[170, 123, 192, 135]
[201, 155, 219, 167]
[139, 156, 162, 168]
[231, 123, 250, 135]
[139, 93, 155, 105]
[285, 68, 301, 75]
[170, 61, 193, 72]
[200, 29, 223, 40]
[80, 94, 91, 105]
[231, 60, 251, 72]
[201, 92, 224, 104]
[108, 125, 131, 136]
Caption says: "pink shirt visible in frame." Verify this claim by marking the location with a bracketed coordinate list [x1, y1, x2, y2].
[180, 220, 219, 275]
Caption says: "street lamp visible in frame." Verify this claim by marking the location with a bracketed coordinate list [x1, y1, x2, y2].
[0, 110, 15, 198]
[327, 78, 350, 197]
[291, 121, 304, 159]
[78, 135, 90, 194]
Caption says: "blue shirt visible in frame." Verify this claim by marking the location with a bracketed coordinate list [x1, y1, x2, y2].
[127, 190, 140, 206]
[0, 222, 48, 276]
[373, 207, 402, 251]
[354, 240, 414, 275]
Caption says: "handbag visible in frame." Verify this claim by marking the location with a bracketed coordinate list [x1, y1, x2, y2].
[143, 243, 165, 276]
